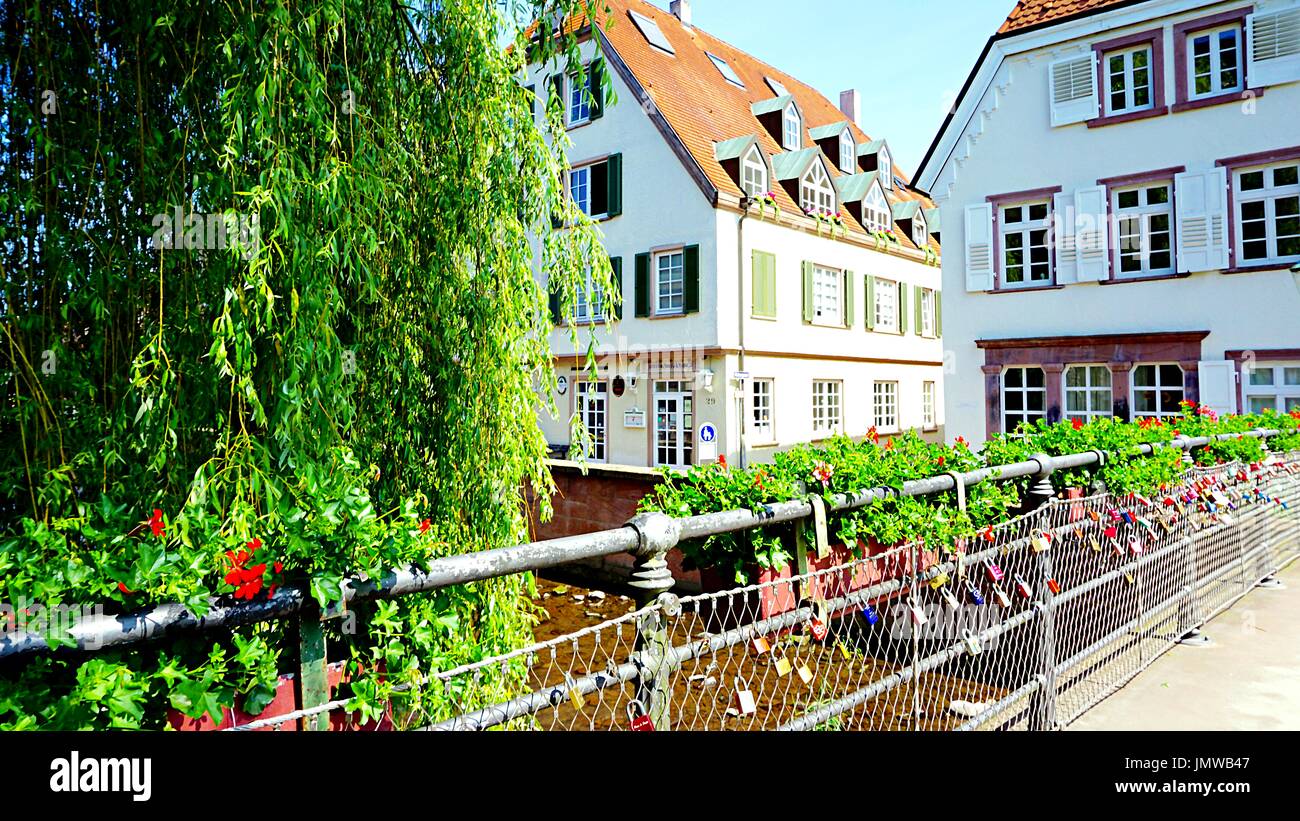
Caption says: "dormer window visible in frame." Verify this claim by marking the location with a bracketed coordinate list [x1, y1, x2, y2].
[800, 161, 834, 214]
[839, 131, 855, 174]
[783, 104, 802, 150]
[741, 145, 768, 198]
[863, 182, 891, 233]
[912, 212, 928, 247]
[878, 146, 893, 191]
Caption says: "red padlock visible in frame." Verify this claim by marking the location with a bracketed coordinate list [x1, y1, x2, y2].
[1046, 577, 1061, 595]
[627, 700, 654, 731]
[1013, 573, 1032, 599]
[985, 560, 1005, 582]
[808, 616, 828, 642]
[1104, 525, 1119, 540]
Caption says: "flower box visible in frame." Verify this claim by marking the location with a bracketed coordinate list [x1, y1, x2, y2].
[166, 660, 393, 732]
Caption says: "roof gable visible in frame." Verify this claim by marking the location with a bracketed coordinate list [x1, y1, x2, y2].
[833, 171, 881, 204]
[771, 147, 821, 181]
[1000, 0, 1138, 34]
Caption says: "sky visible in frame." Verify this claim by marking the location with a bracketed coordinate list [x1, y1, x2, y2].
[639, 0, 1013, 175]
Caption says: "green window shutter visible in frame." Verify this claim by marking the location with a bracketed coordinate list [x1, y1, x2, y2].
[634, 253, 651, 317]
[897, 282, 908, 335]
[549, 74, 563, 108]
[589, 60, 605, 120]
[605, 153, 622, 218]
[914, 285, 924, 336]
[864, 274, 876, 331]
[936, 291, 943, 337]
[683, 244, 700, 314]
[548, 279, 562, 325]
[611, 256, 623, 319]
[525, 84, 536, 119]
[801, 261, 814, 324]
[843, 270, 855, 328]
[752, 250, 776, 318]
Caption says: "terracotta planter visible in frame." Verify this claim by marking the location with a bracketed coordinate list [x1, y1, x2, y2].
[696, 539, 916, 632]
[166, 660, 393, 731]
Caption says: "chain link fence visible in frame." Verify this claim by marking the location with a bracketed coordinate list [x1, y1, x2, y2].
[415, 454, 1300, 731]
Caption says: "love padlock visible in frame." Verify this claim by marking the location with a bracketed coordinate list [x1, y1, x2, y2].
[1121, 509, 1135, 525]
[909, 597, 928, 626]
[733, 677, 757, 716]
[773, 654, 793, 677]
[992, 584, 1012, 608]
[985, 560, 1005, 582]
[962, 628, 982, 656]
[1046, 577, 1061, 595]
[1013, 573, 1032, 599]
[1108, 509, 1122, 523]
[940, 585, 961, 612]
[1129, 535, 1145, 556]
[1089, 536, 1102, 553]
[751, 636, 771, 655]
[1088, 509, 1102, 522]
[795, 659, 814, 684]
[929, 568, 951, 590]
[1112, 538, 1126, 557]
[860, 604, 880, 626]
[1030, 531, 1052, 553]
[626, 700, 655, 731]
[966, 578, 985, 605]
[808, 616, 829, 641]
[1104, 525, 1119, 540]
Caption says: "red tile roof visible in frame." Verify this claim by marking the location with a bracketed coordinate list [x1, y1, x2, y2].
[540, 0, 937, 251]
[999, 0, 1139, 34]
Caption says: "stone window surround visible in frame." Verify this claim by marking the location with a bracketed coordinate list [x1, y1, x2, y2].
[976, 330, 1210, 440]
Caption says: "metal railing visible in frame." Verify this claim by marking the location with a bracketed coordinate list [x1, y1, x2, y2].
[2, 429, 1296, 732]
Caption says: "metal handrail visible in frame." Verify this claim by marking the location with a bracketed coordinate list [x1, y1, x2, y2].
[0, 429, 1279, 661]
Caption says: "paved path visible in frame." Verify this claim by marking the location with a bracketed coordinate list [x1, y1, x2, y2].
[1070, 561, 1300, 731]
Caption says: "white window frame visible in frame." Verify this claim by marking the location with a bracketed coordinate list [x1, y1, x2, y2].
[922, 381, 936, 428]
[800, 162, 835, 215]
[878, 147, 893, 191]
[750, 378, 775, 443]
[573, 266, 604, 323]
[567, 70, 591, 126]
[1113, 182, 1174, 277]
[863, 183, 891, 233]
[568, 165, 591, 216]
[811, 264, 844, 327]
[654, 249, 685, 316]
[912, 214, 928, 248]
[1186, 23, 1243, 100]
[873, 277, 899, 333]
[783, 103, 802, 150]
[812, 380, 843, 436]
[839, 130, 856, 174]
[1132, 363, 1186, 420]
[999, 201, 1053, 288]
[872, 381, 899, 432]
[1234, 162, 1300, 266]
[741, 146, 768, 199]
[1064, 364, 1113, 423]
[1002, 366, 1047, 434]
[653, 380, 693, 468]
[1244, 361, 1300, 414]
[920, 288, 936, 337]
[575, 381, 608, 462]
[1104, 44, 1154, 115]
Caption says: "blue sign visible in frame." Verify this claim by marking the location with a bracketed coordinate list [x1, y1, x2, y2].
[699, 423, 717, 443]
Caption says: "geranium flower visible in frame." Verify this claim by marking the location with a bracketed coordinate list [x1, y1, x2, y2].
[936, 455, 946, 468]
[884, 439, 894, 451]
[811, 461, 834, 488]
[955, 436, 968, 448]
[1072, 418, 1084, 431]
[867, 426, 879, 444]
[146, 508, 165, 538]
[717, 454, 728, 469]
[419, 518, 431, 535]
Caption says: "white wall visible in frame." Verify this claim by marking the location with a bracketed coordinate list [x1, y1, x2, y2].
[928, 0, 1300, 444]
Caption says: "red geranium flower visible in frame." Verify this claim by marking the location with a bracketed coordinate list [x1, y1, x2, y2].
[419, 518, 431, 535]
[955, 436, 968, 448]
[867, 426, 879, 444]
[247, 537, 262, 551]
[1072, 418, 1084, 431]
[717, 454, 728, 468]
[146, 508, 165, 538]
[936, 455, 946, 468]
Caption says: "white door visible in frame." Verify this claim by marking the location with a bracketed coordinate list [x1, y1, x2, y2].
[576, 382, 607, 462]
[654, 380, 694, 468]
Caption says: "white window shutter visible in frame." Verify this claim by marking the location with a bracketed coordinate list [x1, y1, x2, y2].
[1053, 191, 1078, 285]
[1049, 53, 1098, 127]
[1198, 360, 1238, 416]
[1074, 185, 1109, 282]
[1175, 168, 1229, 273]
[1246, 6, 1300, 88]
[964, 202, 995, 292]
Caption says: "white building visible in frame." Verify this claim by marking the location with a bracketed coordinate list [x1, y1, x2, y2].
[915, 0, 1300, 444]
[527, 0, 943, 470]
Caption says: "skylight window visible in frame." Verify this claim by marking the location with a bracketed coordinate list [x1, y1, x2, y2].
[766, 77, 789, 96]
[707, 52, 744, 87]
[629, 10, 675, 54]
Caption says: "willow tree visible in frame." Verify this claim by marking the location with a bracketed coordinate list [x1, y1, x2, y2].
[0, 0, 617, 728]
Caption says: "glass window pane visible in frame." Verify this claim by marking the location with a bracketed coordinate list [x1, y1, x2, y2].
[1250, 397, 1277, 414]
[1005, 368, 1022, 388]
[1274, 166, 1299, 187]
[1160, 364, 1183, 385]
[1065, 367, 1086, 388]
[1029, 203, 1048, 221]
[1027, 368, 1045, 388]
[1004, 206, 1022, 224]
[1147, 186, 1169, 205]
[1134, 365, 1155, 387]
[1241, 170, 1265, 191]
[1118, 190, 1140, 209]
[1284, 367, 1300, 386]
[1249, 368, 1275, 386]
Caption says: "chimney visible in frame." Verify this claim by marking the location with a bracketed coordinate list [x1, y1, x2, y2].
[670, 0, 691, 27]
[839, 89, 861, 125]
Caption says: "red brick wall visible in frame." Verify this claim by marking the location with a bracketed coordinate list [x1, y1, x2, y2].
[528, 463, 702, 592]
